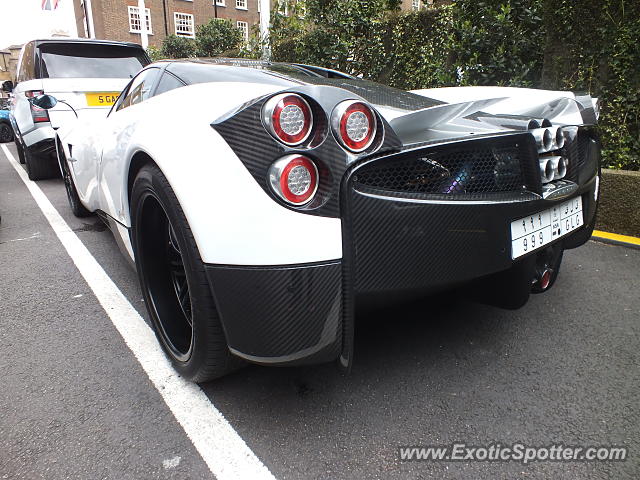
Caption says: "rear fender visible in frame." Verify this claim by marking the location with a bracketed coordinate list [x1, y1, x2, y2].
[109, 87, 342, 266]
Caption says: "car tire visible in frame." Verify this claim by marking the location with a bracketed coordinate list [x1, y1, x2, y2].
[57, 139, 91, 217]
[24, 148, 58, 181]
[131, 163, 240, 382]
[14, 139, 25, 164]
[0, 123, 13, 143]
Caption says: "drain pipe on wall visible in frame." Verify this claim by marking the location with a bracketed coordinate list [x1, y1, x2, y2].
[259, 0, 270, 60]
[85, 0, 96, 38]
[138, 0, 149, 49]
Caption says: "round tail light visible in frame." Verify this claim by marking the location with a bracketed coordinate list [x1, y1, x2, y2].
[268, 155, 318, 205]
[263, 93, 313, 146]
[332, 100, 377, 152]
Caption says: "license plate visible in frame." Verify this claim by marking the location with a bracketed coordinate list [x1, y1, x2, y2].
[85, 92, 119, 107]
[510, 196, 583, 259]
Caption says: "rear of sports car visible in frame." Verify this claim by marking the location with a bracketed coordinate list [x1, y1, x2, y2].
[206, 81, 600, 369]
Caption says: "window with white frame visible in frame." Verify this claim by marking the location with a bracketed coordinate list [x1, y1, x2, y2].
[412, 0, 420, 10]
[278, 1, 288, 15]
[174, 12, 194, 37]
[236, 0, 247, 10]
[215, 0, 225, 6]
[237, 20, 248, 42]
[128, 6, 152, 34]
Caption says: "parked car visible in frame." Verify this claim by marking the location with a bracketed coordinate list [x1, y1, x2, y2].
[44, 59, 601, 381]
[1, 38, 149, 180]
[0, 98, 13, 143]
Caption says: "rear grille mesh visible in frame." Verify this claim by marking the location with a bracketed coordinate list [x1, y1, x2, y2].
[354, 143, 530, 196]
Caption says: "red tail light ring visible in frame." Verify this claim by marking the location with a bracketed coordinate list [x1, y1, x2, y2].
[332, 100, 377, 152]
[263, 93, 313, 146]
[268, 154, 319, 205]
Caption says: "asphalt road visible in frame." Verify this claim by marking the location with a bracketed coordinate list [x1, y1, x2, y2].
[1, 142, 638, 479]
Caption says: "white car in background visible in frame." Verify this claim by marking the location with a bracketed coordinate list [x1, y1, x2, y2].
[1, 38, 149, 180]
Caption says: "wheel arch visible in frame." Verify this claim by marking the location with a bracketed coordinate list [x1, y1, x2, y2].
[127, 150, 156, 213]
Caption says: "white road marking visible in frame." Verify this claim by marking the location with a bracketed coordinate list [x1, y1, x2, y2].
[1, 144, 276, 480]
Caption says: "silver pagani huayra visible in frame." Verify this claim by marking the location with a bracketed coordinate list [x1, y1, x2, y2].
[42, 59, 600, 381]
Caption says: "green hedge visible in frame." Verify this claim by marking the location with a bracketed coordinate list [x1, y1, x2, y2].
[267, 0, 640, 170]
[596, 169, 640, 237]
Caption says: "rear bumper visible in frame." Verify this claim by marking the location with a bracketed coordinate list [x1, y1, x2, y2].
[26, 137, 56, 158]
[345, 177, 598, 298]
[206, 180, 597, 365]
[208, 130, 600, 365]
[22, 124, 55, 149]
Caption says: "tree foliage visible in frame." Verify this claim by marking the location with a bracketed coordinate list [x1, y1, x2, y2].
[160, 34, 197, 59]
[195, 18, 243, 57]
[159, 19, 243, 59]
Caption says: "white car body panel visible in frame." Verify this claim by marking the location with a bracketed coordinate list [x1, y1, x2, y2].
[12, 79, 42, 139]
[60, 82, 343, 266]
[411, 86, 576, 104]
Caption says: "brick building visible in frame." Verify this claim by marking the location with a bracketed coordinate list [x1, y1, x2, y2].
[72, 0, 263, 48]
[72, 0, 444, 51]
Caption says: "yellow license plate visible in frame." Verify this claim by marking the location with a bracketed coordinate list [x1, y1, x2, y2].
[85, 92, 119, 107]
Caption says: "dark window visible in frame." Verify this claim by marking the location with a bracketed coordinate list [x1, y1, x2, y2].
[166, 62, 301, 88]
[38, 43, 149, 79]
[155, 72, 186, 96]
[117, 67, 161, 111]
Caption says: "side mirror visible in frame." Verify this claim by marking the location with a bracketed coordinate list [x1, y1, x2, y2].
[32, 94, 58, 110]
[1, 80, 13, 93]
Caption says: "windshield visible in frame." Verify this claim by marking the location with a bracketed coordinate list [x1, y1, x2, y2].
[39, 43, 149, 79]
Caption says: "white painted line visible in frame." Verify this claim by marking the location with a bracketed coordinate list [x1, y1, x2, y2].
[1, 144, 276, 480]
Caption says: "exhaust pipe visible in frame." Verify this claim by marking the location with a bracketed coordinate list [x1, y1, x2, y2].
[556, 156, 568, 180]
[541, 156, 568, 182]
[551, 126, 565, 149]
[532, 128, 553, 153]
[538, 268, 552, 290]
[539, 157, 555, 183]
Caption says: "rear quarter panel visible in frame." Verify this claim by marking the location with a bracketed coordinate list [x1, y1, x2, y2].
[100, 82, 343, 266]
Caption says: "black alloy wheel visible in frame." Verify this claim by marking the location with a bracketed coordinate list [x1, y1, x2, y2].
[138, 194, 194, 361]
[131, 164, 238, 381]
